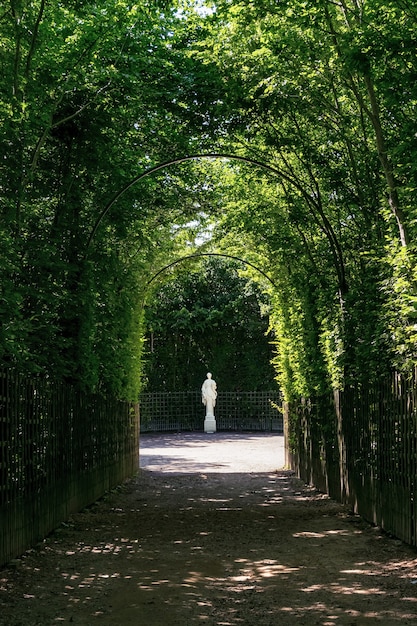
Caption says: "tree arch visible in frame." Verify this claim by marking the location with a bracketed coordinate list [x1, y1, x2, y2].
[84, 152, 347, 295]
[146, 252, 277, 290]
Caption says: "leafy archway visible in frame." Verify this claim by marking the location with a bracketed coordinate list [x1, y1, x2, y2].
[146, 252, 277, 289]
[85, 153, 346, 297]
[82, 151, 349, 399]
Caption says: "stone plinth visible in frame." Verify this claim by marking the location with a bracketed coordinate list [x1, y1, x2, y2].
[204, 416, 216, 434]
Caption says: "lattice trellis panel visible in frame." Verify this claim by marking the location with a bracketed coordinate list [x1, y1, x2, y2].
[140, 391, 283, 433]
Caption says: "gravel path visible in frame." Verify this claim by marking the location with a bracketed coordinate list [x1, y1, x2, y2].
[1, 433, 417, 625]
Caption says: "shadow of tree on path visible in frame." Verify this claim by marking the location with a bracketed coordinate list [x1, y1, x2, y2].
[1, 438, 417, 625]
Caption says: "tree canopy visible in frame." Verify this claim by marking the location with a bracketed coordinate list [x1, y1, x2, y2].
[1, 0, 417, 400]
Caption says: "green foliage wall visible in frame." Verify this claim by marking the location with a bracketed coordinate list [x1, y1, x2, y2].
[0, 0, 224, 399]
[142, 257, 277, 392]
[185, 0, 417, 399]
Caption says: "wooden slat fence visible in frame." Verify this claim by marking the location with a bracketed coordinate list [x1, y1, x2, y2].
[139, 391, 283, 433]
[286, 369, 417, 546]
[0, 370, 139, 567]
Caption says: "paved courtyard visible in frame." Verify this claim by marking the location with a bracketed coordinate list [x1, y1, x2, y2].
[139, 431, 286, 473]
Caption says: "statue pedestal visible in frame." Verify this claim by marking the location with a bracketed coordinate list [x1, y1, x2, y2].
[204, 415, 216, 434]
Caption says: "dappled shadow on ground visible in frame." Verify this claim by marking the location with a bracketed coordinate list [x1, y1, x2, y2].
[1, 469, 417, 625]
[140, 452, 231, 472]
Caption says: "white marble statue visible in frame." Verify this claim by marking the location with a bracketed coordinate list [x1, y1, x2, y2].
[202, 372, 217, 433]
[202, 372, 217, 416]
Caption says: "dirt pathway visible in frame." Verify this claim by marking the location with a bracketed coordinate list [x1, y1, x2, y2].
[1, 433, 417, 625]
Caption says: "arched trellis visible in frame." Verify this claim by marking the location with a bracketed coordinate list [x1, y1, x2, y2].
[84, 152, 347, 295]
[85, 153, 270, 250]
[145, 252, 278, 290]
